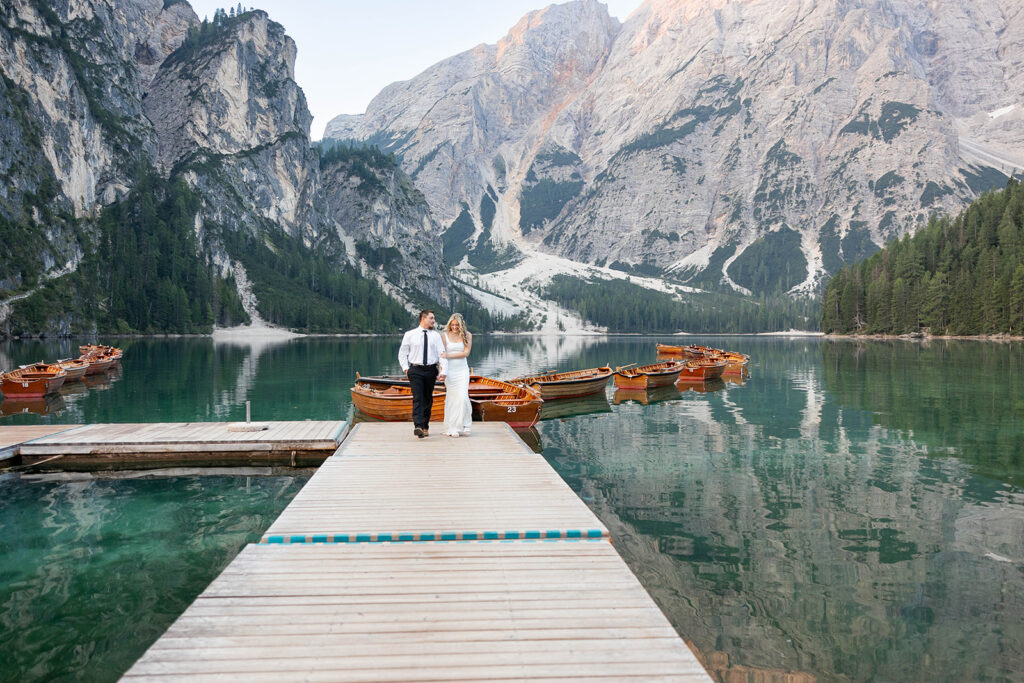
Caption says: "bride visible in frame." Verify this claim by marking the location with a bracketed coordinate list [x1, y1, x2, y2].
[440, 313, 472, 437]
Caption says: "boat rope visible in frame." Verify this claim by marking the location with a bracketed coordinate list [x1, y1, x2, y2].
[0, 453, 65, 473]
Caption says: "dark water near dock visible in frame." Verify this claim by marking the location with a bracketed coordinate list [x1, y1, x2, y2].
[1, 336, 1022, 681]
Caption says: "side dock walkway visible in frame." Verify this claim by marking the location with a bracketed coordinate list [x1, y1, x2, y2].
[122, 422, 711, 681]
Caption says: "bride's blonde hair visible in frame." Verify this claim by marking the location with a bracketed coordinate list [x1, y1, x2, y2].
[445, 313, 469, 345]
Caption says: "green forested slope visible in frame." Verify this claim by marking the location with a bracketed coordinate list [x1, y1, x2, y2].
[545, 275, 818, 333]
[822, 180, 1024, 335]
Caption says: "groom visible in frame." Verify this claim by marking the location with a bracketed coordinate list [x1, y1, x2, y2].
[398, 310, 447, 438]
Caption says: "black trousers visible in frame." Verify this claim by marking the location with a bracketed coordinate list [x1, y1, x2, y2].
[408, 364, 438, 429]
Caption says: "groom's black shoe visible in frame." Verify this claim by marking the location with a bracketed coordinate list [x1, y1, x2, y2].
[414, 427, 425, 438]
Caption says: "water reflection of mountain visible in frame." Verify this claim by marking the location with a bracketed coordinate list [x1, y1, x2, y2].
[822, 339, 1024, 488]
[539, 344, 1024, 682]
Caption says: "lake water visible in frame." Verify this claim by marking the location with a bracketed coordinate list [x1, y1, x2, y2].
[1, 336, 1022, 681]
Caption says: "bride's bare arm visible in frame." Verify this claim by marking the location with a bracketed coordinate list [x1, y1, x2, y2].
[442, 333, 472, 359]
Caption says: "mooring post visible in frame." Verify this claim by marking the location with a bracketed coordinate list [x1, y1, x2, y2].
[246, 400, 251, 423]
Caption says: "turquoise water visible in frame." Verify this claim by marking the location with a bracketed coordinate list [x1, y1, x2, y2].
[1, 336, 1022, 681]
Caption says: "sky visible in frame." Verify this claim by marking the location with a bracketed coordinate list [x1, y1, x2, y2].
[187, 1, 642, 140]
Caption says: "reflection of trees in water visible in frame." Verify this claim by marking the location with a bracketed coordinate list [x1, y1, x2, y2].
[539, 347, 1024, 682]
[821, 339, 1024, 488]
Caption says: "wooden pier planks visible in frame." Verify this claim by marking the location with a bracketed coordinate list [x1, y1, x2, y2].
[17, 421, 348, 469]
[121, 542, 711, 682]
[0, 425, 83, 462]
[121, 421, 712, 681]
[262, 422, 606, 543]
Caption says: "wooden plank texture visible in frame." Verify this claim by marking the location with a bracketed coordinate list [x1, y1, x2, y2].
[120, 422, 711, 681]
[261, 423, 607, 542]
[0, 424, 83, 449]
[122, 542, 710, 681]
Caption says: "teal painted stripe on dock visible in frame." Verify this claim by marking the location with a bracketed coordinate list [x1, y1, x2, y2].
[259, 528, 610, 544]
[328, 421, 349, 443]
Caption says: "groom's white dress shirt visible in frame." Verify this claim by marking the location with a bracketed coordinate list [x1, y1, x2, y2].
[398, 326, 448, 375]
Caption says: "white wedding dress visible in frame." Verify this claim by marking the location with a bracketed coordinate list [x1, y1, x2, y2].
[443, 340, 472, 436]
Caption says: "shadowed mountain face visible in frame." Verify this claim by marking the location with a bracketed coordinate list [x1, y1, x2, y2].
[327, 0, 1023, 296]
[0, 1, 454, 335]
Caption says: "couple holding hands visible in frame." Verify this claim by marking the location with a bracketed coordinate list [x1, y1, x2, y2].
[398, 310, 472, 439]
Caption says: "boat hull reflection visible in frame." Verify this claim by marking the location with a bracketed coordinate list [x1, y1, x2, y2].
[539, 392, 611, 421]
[612, 384, 684, 406]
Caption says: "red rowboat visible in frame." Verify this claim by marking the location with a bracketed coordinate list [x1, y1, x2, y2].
[677, 358, 727, 382]
[1, 362, 67, 398]
[613, 362, 683, 389]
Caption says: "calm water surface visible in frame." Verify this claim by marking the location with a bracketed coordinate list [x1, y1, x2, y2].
[1, 336, 1022, 682]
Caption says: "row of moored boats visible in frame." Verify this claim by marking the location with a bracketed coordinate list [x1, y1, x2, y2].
[0, 345, 123, 399]
[350, 343, 750, 429]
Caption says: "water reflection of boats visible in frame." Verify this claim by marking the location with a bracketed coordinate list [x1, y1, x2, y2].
[723, 374, 746, 386]
[82, 366, 121, 390]
[539, 392, 612, 421]
[678, 377, 726, 394]
[612, 384, 683, 405]
[2, 393, 67, 416]
[59, 380, 90, 396]
[514, 426, 542, 453]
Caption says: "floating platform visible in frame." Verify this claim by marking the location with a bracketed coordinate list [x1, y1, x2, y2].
[123, 421, 711, 681]
[14, 421, 347, 470]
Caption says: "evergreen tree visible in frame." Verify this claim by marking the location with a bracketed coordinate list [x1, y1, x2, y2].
[822, 179, 1023, 335]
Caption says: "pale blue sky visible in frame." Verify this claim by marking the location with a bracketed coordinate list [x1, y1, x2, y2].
[188, 1, 642, 139]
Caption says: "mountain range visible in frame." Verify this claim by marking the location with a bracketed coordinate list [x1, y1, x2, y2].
[2, 0, 1021, 336]
[328, 0, 1022, 318]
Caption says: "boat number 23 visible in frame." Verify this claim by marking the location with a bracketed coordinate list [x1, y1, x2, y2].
[506, 406, 517, 413]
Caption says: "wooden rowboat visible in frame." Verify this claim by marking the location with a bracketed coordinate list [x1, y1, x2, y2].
[56, 358, 89, 382]
[468, 376, 543, 428]
[658, 343, 749, 376]
[80, 345, 123, 369]
[350, 381, 446, 422]
[350, 374, 543, 428]
[508, 366, 612, 400]
[655, 343, 706, 358]
[613, 361, 683, 389]
[1, 363, 67, 398]
[677, 358, 727, 382]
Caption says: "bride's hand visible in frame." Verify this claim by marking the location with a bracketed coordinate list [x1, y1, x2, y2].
[439, 352, 448, 358]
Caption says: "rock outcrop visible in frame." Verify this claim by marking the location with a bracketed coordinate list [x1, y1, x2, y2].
[326, 0, 1024, 296]
[1, 1, 457, 334]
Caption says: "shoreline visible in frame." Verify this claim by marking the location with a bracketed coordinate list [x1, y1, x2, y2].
[824, 332, 1024, 342]
[5, 329, 1023, 342]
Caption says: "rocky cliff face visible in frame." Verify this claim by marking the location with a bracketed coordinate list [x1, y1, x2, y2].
[0, 0, 194, 297]
[320, 147, 452, 306]
[326, 0, 1023, 297]
[1, 1, 455, 335]
[145, 10, 329, 250]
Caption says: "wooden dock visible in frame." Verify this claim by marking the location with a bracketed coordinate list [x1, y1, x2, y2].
[13, 421, 347, 470]
[123, 422, 712, 681]
[0, 424, 82, 463]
